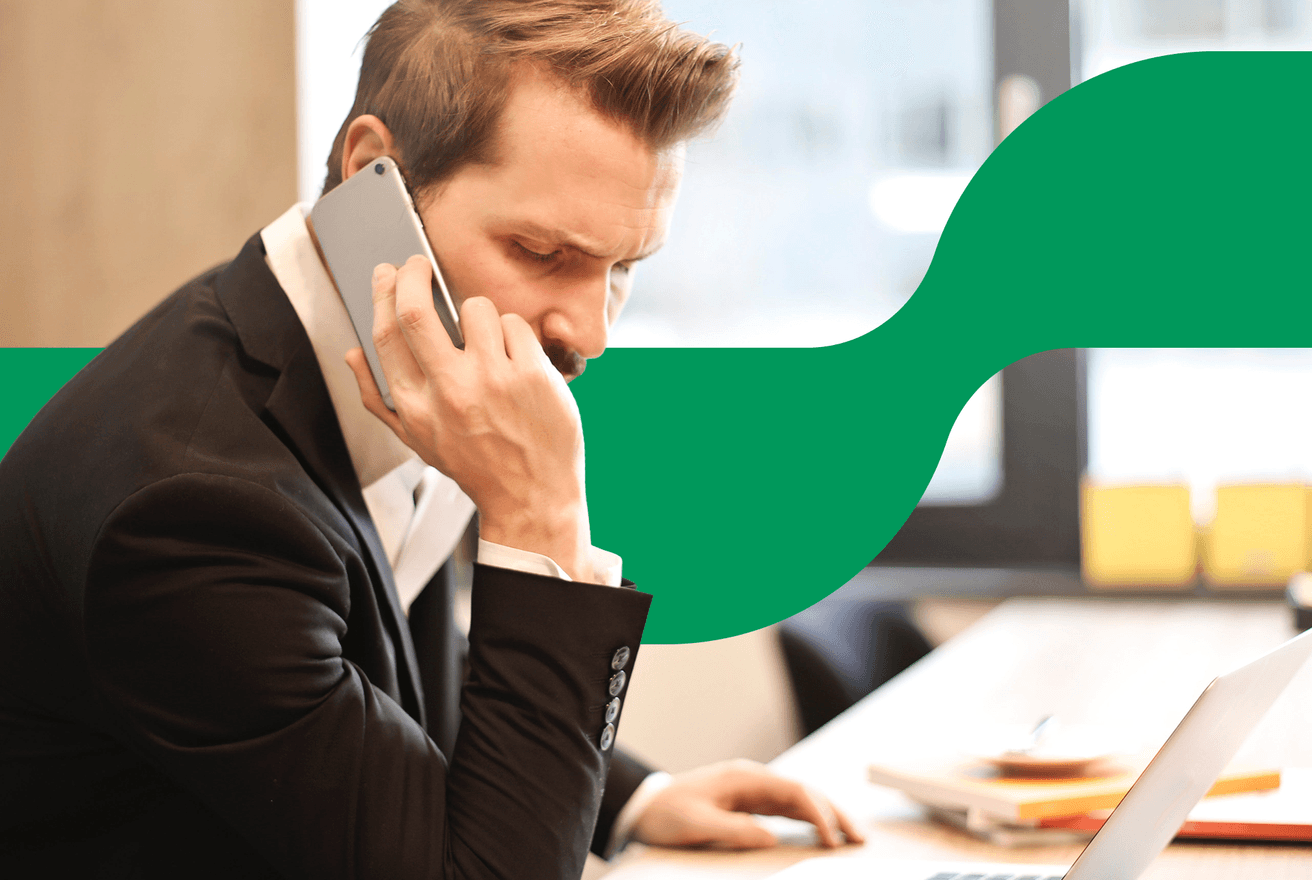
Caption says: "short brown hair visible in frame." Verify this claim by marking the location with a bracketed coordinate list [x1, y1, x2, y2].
[322, 0, 739, 196]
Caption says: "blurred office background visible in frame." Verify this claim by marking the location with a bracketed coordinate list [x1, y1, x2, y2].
[5, 2, 1312, 866]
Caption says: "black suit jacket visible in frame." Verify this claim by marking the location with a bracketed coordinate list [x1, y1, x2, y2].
[0, 233, 652, 879]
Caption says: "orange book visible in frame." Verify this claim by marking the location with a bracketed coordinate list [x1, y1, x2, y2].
[1040, 767, 1312, 842]
[867, 758, 1280, 823]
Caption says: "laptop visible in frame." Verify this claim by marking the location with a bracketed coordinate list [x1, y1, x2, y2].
[770, 625, 1312, 880]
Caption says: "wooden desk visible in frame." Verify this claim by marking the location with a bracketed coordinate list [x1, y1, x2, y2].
[607, 598, 1312, 880]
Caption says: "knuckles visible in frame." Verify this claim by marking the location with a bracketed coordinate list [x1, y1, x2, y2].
[372, 320, 402, 350]
[441, 385, 480, 421]
[395, 302, 429, 334]
[459, 296, 499, 326]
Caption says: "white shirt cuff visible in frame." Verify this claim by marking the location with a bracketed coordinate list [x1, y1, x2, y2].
[607, 771, 672, 856]
[476, 539, 623, 586]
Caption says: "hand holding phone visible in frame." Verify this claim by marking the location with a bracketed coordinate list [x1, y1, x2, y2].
[346, 256, 594, 582]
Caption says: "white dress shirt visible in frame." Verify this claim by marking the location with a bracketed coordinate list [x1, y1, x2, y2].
[258, 204, 653, 850]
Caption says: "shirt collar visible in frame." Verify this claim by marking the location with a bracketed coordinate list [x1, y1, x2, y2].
[260, 203, 417, 489]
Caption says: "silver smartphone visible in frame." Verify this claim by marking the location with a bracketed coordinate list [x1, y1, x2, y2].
[310, 156, 463, 410]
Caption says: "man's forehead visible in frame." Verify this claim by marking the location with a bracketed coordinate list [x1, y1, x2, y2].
[461, 76, 682, 254]
[491, 213, 669, 263]
[491, 69, 674, 184]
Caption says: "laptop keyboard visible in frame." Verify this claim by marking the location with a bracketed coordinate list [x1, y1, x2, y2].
[925, 874, 1064, 880]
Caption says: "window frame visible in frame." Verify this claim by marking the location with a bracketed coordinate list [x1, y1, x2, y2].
[875, 0, 1083, 568]
[876, 349, 1087, 566]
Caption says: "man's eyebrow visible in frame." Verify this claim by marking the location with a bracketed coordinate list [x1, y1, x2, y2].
[505, 219, 662, 262]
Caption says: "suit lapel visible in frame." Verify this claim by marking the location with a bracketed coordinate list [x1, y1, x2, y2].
[212, 234, 427, 726]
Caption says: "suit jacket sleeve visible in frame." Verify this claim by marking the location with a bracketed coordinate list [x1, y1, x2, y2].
[83, 473, 650, 880]
[590, 746, 654, 857]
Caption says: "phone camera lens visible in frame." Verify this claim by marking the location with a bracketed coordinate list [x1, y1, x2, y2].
[374, 163, 385, 174]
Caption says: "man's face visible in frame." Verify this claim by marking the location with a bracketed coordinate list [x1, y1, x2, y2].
[415, 70, 683, 381]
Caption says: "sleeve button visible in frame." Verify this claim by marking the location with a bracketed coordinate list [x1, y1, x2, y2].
[611, 646, 631, 670]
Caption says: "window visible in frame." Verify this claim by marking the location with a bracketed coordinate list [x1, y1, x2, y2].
[884, 0, 1312, 572]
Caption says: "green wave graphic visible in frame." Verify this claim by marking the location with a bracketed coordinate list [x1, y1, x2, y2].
[4, 53, 1309, 643]
[576, 51, 1312, 641]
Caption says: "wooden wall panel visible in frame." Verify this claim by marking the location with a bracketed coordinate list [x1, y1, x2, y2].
[0, 0, 297, 346]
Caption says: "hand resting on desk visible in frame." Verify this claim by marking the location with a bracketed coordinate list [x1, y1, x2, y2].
[633, 760, 864, 850]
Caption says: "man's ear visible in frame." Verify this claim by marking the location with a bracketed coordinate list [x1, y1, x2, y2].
[341, 115, 399, 183]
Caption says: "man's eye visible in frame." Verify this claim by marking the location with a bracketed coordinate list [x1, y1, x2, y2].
[515, 242, 558, 264]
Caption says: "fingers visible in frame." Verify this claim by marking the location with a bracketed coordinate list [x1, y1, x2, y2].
[715, 764, 860, 848]
[459, 296, 507, 362]
[796, 787, 844, 848]
[392, 255, 463, 366]
[374, 259, 518, 375]
[501, 312, 557, 377]
[750, 783, 840, 848]
[832, 801, 866, 845]
[370, 261, 428, 394]
[500, 312, 541, 360]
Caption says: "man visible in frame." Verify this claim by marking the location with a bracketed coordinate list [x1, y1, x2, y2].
[0, 2, 860, 877]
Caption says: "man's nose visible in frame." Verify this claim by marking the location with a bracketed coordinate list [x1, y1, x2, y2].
[543, 274, 610, 363]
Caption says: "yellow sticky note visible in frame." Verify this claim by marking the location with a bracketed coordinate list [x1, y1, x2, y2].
[1081, 482, 1196, 589]
[1203, 484, 1307, 589]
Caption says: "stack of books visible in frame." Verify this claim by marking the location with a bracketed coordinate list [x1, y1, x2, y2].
[868, 758, 1312, 845]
